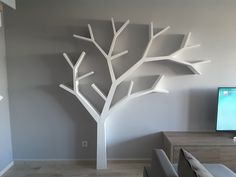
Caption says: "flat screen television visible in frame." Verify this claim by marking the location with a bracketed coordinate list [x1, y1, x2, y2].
[216, 87, 236, 131]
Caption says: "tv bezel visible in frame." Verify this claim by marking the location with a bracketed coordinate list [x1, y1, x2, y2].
[216, 87, 236, 132]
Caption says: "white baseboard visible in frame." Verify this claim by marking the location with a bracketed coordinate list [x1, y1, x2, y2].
[14, 158, 150, 165]
[14, 158, 150, 161]
[0, 161, 14, 177]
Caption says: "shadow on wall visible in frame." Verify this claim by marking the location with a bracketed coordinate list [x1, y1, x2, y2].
[37, 84, 97, 159]
[107, 132, 163, 159]
[188, 88, 217, 131]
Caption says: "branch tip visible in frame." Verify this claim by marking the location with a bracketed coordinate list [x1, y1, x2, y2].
[74, 51, 86, 70]
[77, 71, 95, 81]
[62, 52, 74, 69]
[149, 22, 154, 39]
[153, 26, 170, 39]
[88, 24, 94, 40]
[111, 50, 128, 61]
[128, 80, 134, 96]
[116, 19, 130, 35]
[111, 17, 116, 34]
[91, 84, 107, 101]
[73, 34, 92, 42]
[60, 84, 75, 95]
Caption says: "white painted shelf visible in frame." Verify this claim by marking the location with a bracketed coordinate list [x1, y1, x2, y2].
[60, 18, 210, 169]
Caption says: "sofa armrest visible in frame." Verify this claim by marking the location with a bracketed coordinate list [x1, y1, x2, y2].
[150, 149, 178, 177]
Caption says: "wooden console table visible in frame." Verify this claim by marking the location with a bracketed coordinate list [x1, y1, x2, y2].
[163, 132, 236, 172]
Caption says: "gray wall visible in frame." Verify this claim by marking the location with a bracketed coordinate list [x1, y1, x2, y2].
[4, 0, 236, 160]
[0, 12, 13, 171]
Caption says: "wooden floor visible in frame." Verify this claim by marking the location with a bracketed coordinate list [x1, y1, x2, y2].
[3, 161, 149, 177]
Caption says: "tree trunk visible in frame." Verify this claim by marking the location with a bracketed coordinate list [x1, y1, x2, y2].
[96, 119, 107, 169]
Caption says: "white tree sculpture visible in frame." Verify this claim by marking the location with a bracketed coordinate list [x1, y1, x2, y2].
[0, 95, 3, 101]
[60, 18, 210, 169]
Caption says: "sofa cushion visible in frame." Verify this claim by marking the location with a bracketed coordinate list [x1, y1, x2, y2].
[178, 149, 213, 177]
[203, 164, 236, 177]
[150, 149, 178, 177]
[174, 163, 236, 177]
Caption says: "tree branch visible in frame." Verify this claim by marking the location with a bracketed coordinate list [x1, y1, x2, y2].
[60, 84, 99, 122]
[73, 25, 108, 58]
[61, 20, 210, 126]
[75, 52, 86, 70]
[108, 75, 168, 116]
[117, 23, 170, 84]
[73, 18, 130, 84]
[71, 19, 130, 121]
[171, 44, 200, 57]
[181, 32, 191, 48]
[77, 71, 94, 81]
[127, 80, 134, 96]
[149, 22, 170, 40]
[60, 50, 99, 122]
[153, 26, 170, 39]
[111, 18, 116, 34]
[60, 84, 75, 95]
[106, 18, 130, 83]
[88, 24, 95, 41]
[102, 23, 170, 117]
[117, 25, 210, 87]
[111, 50, 128, 61]
[116, 19, 130, 36]
[146, 55, 211, 75]
[104, 23, 171, 116]
[149, 22, 154, 40]
[92, 84, 107, 101]
[63, 53, 74, 69]
[73, 34, 92, 42]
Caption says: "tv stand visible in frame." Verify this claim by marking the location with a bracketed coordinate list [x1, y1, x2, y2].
[163, 132, 236, 172]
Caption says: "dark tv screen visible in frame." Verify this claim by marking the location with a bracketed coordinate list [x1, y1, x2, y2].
[216, 87, 236, 131]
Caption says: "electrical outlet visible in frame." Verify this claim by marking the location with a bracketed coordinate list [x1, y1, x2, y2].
[82, 141, 88, 148]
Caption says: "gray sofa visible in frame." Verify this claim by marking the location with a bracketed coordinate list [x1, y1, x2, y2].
[144, 149, 236, 177]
